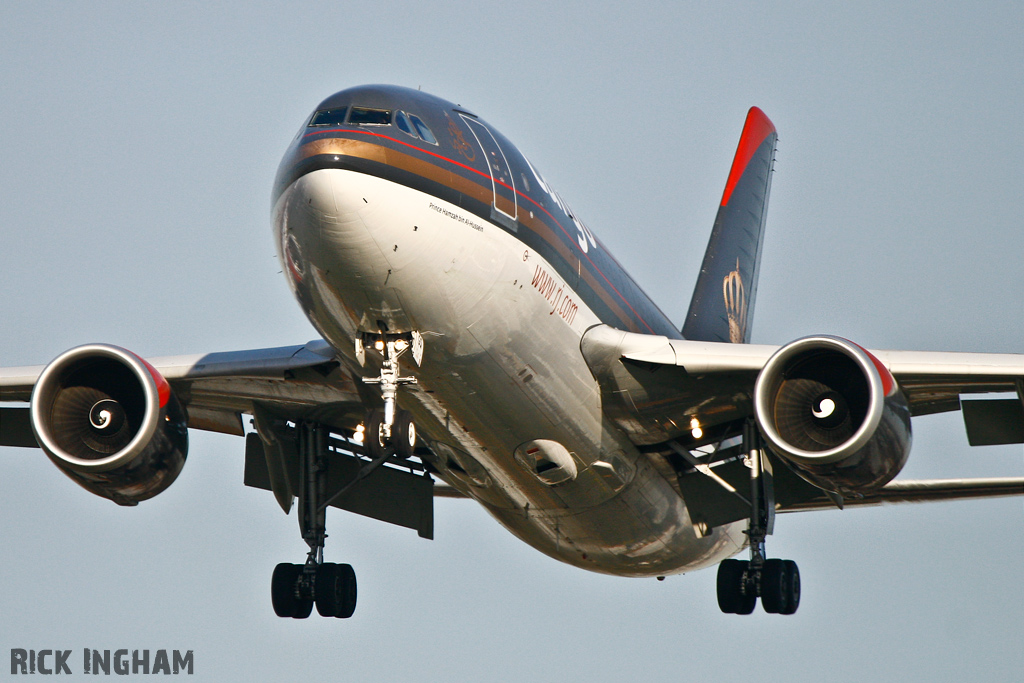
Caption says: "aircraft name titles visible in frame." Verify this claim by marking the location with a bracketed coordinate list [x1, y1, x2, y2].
[530, 264, 578, 325]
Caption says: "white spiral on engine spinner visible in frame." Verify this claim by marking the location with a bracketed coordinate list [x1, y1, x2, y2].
[812, 398, 836, 419]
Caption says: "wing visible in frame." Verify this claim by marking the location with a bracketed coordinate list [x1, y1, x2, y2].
[581, 324, 1024, 442]
[580, 324, 773, 446]
[872, 349, 1024, 447]
[1, 339, 363, 438]
[580, 324, 1024, 522]
[0, 339, 440, 537]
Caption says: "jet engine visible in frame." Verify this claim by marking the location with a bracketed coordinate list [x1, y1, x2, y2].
[753, 336, 911, 493]
[30, 344, 188, 505]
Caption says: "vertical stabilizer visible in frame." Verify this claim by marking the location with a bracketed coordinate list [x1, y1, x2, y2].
[683, 108, 777, 343]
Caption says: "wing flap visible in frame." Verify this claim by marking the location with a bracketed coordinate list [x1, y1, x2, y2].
[0, 407, 37, 448]
[961, 399, 1024, 445]
[243, 429, 434, 538]
[184, 406, 245, 436]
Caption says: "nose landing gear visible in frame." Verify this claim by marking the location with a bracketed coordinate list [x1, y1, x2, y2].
[359, 331, 422, 460]
[365, 407, 417, 460]
[716, 421, 801, 615]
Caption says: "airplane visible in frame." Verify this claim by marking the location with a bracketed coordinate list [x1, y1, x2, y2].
[2, 84, 1022, 619]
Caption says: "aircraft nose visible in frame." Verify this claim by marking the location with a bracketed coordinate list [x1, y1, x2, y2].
[276, 168, 390, 279]
[299, 167, 342, 218]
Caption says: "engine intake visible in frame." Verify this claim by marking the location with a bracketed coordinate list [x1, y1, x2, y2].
[754, 336, 911, 493]
[31, 344, 188, 505]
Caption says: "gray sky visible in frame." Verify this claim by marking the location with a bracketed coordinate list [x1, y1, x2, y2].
[1, 2, 1022, 681]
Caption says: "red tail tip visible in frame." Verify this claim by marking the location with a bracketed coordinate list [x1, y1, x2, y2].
[720, 107, 777, 207]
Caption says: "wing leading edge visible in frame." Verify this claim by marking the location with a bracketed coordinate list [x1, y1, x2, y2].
[0, 339, 364, 442]
[582, 324, 1024, 452]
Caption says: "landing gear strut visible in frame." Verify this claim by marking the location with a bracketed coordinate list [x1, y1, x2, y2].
[271, 422, 357, 619]
[270, 331, 425, 619]
[360, 331, 422, 459]
[716, 421, 801, 615]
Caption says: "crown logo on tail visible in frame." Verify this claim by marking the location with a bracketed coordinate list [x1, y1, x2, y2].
[723, 258, 747, 343]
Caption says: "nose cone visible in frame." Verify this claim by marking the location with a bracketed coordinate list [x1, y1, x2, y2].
[274, 168, 415, 337]
[276, 167, 366, 283]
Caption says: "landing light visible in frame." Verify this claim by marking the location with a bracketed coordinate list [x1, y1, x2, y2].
[690, 417, 703, 440]
[353, 423, 365, 444]
[374, 341, 385, 351]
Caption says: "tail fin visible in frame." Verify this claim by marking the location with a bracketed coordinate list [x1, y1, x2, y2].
[682, 107, 777, 343]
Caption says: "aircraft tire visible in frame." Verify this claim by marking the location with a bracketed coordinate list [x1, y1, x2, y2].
[315, 563, 358, 618]
[272, 563, 303, 618]
[761, 559, 799, 614]
[717, 559, 755, 614]
[780, 560, 800, 615]
[393, 410, 417, 459]
[315, 563, 339, 617]
[335, 563, 358, 619]
[760, 559, 784, 613]
[365, 409, 388, 459]
[292, 596, 313, 619]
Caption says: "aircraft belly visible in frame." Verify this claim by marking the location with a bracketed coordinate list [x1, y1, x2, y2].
[275, 169, 747, 576]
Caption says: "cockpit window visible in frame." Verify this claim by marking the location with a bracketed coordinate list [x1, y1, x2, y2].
[408, 114, 437, 145]
[308, 108, 348, 127]
[395, 110, 415, 136]
[349, 107, 392, 125]
[393, 110, 439, 146]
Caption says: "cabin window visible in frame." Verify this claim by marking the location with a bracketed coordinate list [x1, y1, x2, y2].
[308, 108, 348, 127]
[349, 107, 392, 125]
[409, 114, 438, 145]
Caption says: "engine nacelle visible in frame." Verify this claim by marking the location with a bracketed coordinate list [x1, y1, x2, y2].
[754, 336, 911, 494]
[30, 344, 189, 505]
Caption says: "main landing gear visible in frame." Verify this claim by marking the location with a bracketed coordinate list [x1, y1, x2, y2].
[271, 422, 357, 619]
[271, 331, 425, 619]
[716, 422, 801, 615]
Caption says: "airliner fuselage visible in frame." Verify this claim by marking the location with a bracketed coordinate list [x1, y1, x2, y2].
[272, 85, 745, 576]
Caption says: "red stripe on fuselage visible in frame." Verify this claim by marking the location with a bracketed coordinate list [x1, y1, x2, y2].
[719, 107, 776, 207]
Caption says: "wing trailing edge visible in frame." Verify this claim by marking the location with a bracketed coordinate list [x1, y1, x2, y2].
[779, 477, 1024, 512]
